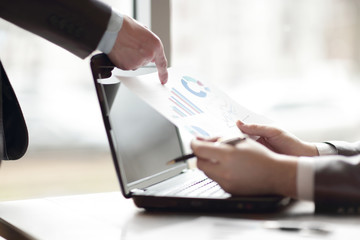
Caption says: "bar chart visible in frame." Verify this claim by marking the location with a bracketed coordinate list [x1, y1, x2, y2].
[169, 76, 211, 118]
[170, 87, 204, 118]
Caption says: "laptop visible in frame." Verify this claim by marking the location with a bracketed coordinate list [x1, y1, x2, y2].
[90, 54, 290, 212]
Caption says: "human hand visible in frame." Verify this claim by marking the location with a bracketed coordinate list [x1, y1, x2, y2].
[237, 120, 318, 157]
[191, 138, 297, 197]
[107, 15, 168, 84]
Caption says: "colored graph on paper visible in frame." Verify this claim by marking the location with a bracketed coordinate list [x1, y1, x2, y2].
[181, 76, 210, 98]
[117, 69, 270, 138]
[170, 87, 203, 118]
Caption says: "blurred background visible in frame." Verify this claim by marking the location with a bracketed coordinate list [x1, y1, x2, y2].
[2, 0, 360, 200]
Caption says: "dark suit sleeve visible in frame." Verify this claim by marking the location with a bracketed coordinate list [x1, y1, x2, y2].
[325, 141, 360, 156]
[0, 0, 111, 58]
[314, 141, 360, 213]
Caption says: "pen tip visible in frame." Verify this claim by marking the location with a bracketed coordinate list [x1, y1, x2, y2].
[166, 160, 175, 165]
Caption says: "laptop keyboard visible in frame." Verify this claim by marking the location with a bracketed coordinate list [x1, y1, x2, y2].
[143, 176, 231, 198]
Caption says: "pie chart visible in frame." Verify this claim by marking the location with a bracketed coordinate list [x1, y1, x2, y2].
[181, 76, 210, 98]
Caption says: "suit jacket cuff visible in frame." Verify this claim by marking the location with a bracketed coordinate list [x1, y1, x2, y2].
[297, 143, 335, 201]
[325, 141, 360, 156]
[315, 155, 360, 213]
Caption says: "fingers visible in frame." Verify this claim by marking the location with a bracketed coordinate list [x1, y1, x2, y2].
[196, 157, 223, 182]
[153, 49, 168, 84]
[191, 139, 232, 162]
[236, 120, 280, 138]
[236, 120, 245, 127]
[143, 30, 168, 84]
[107, 15, 168, 84]
[196, 136, 221, 142]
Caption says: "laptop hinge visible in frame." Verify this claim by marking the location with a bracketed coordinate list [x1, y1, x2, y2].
[131, 189, 146, 194]
[130, 188, 145, 195]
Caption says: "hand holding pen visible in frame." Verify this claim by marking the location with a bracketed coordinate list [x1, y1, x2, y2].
[167, 136, 247, 165]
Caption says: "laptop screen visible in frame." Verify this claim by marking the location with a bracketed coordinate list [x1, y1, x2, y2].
[96, 73, 186, 195]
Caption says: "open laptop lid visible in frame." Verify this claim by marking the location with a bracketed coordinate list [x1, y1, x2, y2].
[91, 54, 187, 198]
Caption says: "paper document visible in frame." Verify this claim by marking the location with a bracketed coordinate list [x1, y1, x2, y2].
[116, 68, 269, 138]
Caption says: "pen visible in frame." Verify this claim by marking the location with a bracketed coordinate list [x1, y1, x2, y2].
[0, 217, 36, 240]
[263, 221, 331, 235]
[166, 136, 247, 165]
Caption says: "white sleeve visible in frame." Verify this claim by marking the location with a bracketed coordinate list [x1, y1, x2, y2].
[315, 142, 337, 156]
[96, 8, 124, 54]
[297, 157, 314, 201]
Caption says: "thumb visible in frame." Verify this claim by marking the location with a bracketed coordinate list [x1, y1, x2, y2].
[236, 120, 279, 138]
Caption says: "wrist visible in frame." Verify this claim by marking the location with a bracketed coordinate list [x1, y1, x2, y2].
[301, 142, 319, 157]
[270, 154, 298, 198]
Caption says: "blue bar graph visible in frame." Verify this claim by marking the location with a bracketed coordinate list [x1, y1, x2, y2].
[170, 87, 203, 118]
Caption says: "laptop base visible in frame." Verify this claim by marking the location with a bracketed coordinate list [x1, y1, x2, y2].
[133, 195, 292, 213]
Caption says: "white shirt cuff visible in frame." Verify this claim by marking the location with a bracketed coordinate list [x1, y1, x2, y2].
[297, 157, 314, 201]
[97, 8, 124, 54]
[315, 142, 337, 156]
[296, 143, 336, 201]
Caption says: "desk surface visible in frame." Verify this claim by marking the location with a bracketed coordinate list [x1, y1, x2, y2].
[0, 192, 360, 240]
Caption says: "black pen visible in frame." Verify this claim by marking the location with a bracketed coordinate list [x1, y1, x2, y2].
[166, 136, 247, 165]
[263, 221, 331, 235]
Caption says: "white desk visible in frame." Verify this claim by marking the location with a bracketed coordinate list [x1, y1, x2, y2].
[1, 192, 360, 239]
